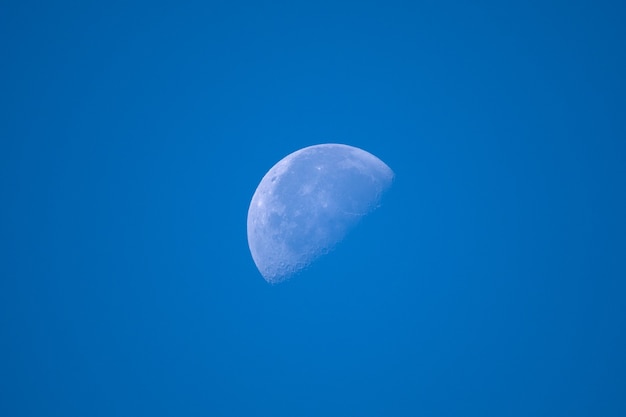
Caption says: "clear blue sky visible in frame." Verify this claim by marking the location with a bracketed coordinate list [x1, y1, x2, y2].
[2, 1, 625, 416]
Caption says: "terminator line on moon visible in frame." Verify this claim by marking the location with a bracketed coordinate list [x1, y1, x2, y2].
[247, 143, 394, 283]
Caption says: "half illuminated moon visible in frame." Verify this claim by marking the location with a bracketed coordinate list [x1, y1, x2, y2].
[247, 143, 394, 283]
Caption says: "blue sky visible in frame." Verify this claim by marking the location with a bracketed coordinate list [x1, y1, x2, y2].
[2, 1, 625, 416]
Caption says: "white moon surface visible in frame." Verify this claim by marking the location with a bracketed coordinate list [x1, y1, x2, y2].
[247, 143, 394, 283]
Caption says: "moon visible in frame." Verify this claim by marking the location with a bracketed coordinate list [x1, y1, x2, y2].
[247, 143, 394, 283]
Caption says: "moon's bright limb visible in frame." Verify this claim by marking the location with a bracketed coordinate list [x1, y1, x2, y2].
[247, 143, 394, 283]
